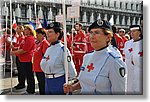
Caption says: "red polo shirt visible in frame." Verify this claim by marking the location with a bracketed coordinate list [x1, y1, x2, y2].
[19, 35, 35, 62]
[15, 35, 25, 47]
[15, 35, 25, 57]
[32, 39, 50, 72]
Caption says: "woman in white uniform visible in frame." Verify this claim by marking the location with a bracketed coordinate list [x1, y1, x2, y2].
[124, 25, 143, 94]
[40, 22, 77, 95]
[123, 39, 134, 93]
[64, 19, 127, 95]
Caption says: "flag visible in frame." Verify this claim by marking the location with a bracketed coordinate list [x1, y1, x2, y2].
[12, 18, 17, 29]
[42, 15, 48, 28]
[28, 21, 36, 30]
[36, 17, 42, 29]
[109, 15, 114, 26]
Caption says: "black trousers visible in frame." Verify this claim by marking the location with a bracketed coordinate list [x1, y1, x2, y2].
[16, 56, 25, 87]
[20, 62, 35, 93]
[35, 72, 45, 95]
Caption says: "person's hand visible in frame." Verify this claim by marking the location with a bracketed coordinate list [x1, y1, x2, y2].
[63, 83, 73, 94]
[10, 45, 14, 49]
[10, 51, 15, 55]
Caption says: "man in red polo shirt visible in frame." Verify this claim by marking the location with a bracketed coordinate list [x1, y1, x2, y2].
[72, 23, 87, 74]
[118, 28, 128, 60]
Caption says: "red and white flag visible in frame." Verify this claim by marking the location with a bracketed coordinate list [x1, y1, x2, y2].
[12, 18, 17, 29]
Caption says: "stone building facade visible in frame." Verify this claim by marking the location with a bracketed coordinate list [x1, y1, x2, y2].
[1, 0, 143, 30]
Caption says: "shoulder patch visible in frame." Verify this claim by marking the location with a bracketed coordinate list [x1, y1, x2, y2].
[80, 66, 85, 71]
[108, 52, 120, 59]
[119, 67, 126, 77]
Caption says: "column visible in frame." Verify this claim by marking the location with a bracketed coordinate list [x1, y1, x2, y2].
[48, 8, 53, 22]
[137, 17, 140, 25]
[15, 4, 21, 17]
[116, 15, 120, 25]
[97, 13, 101, 20]
[96, 0, 102, 5]
[127, 16, 131, 26]
[132, 17, 136, 25]
[104, 14, 107, 20]
[90, 12, 94, 23]
[82, 11, 87, 23]
[27, 5, 32, 21]
[38, 7, 43, 19]
[121, 15, 125, 25]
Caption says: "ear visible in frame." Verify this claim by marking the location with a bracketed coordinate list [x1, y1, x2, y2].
[56, 32, 60, 38]
[106, 35, 111, 43]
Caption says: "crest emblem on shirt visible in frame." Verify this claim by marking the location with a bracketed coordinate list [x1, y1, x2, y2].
[87, 63, 94, 72]
[119, 67, 126, 77]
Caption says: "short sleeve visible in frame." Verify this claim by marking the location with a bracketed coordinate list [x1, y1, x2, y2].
[109, 58, 127, 94]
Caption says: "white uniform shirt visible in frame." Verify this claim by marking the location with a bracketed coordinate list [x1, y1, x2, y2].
[40, 42, 77, 78]
[123, 39, 134, 93]
[78, 47, 127, 95]
[108, 45, 123, 60]
[132, 39, 143, 94]
[124, 39, 143, 94]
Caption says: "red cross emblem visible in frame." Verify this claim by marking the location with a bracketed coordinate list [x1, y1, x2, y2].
[138, 51, 143, 57]
[128, 48, 133, 53]
[87, 63, 94, 72]
[46, 55, 50, 61]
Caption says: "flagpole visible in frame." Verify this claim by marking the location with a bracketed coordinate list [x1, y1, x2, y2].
[4, 2, 8, 77]
[9, 0, 13, 94]
[34, 0, 37, 25]
[62, 0, 69, 94]
[71, 18, 74, 56]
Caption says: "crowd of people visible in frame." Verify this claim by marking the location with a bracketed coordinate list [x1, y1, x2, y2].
[0, 16, 143, 95]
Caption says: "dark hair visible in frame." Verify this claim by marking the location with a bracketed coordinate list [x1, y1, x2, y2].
[36, 28, 46, 37]
[112, 25, 118, 33]
[12, 29, 16, 34]
[6, 28, 11, 34]
[53, 28, 64, 40]
[75, 23, 83, 28]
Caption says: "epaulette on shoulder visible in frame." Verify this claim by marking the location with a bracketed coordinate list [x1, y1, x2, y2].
[61, 46, 65, 52]
[108, 52, 120, 59]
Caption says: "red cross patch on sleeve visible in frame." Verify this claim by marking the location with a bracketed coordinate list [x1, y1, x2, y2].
[87, 63, 94, 72]
[138, 51, 143, 57]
